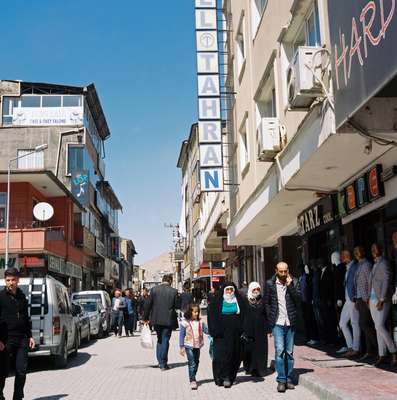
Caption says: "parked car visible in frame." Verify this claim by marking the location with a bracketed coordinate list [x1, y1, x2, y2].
[0, 275, 80, 368]
[72, 302, 91, 343]
[71, 290, 111, 335]
[78, 300, 105, 338]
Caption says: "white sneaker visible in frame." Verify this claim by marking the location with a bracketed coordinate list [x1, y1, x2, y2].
[190, 381, 198, 390]
[336, 346, 348, 354]
[307, 340, 317, 346]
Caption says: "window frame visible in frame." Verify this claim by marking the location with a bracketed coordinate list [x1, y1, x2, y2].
[292, 1, 321, 54]
[236, 13, 247, 81]
[0, 192, 7, 229]
[16, 149, 44, 170]
[239, 117, 250, 176]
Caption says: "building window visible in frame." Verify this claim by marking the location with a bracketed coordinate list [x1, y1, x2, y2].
[239, 119, 249, 174]
[255, 70, 277, 124]
[63, 95, 82, 107]
[0, 193, 6, 228]
[251, 0, 268, 36]
[236, 14, 246, 79]
[21, 96, 41, 108]
[293, 1, 321, 53]
[67, 145, 84, 174]
[17, 150, 44, 169]
[42, 95, 62, 107]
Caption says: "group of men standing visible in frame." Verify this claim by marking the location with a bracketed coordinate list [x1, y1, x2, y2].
[111, 287, 151, 337]
[300, 237, 397, 367]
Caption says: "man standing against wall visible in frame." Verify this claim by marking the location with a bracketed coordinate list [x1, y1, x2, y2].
[144, 275, 179, 371]
[0, 268, 35, 400]
[264, 262, 301, 393]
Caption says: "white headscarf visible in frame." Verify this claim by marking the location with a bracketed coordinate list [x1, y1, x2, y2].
[247, 282, 261, 301]
[331, 251, 341, 266]
[223, 285, 240, 314]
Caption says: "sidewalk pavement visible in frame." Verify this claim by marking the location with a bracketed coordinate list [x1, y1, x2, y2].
[274, 343, 397, 400]
[3, 332, 318, 400]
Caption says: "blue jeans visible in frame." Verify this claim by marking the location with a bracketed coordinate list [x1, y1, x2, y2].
[111, 311, 124, 336]
[154, 325, 172, 368]
[185, 347, 200, 381]
[272, 325, 295, 383]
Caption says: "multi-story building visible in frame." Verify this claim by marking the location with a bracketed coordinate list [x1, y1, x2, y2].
[0, 80, 122, 291]
[221, 0, 397, 289]
[119, 238, 137, 289]
[177, 123, 229, 294]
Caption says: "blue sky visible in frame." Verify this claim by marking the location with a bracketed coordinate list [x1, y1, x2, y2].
[1, 0, 197, 263]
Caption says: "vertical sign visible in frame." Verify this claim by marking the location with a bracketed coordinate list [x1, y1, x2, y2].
[195, 0, 224, 191]
[71, 170, 89, 206]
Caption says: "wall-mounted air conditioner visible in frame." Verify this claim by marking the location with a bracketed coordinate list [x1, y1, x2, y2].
[257, 117, 281, 162]
[287, 46, 324, 109]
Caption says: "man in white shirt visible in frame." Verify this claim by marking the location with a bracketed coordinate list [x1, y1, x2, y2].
[264, 262, 301, 393]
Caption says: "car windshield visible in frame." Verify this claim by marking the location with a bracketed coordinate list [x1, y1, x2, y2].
[80, 302, 98, 312]
[73, 294, 101, 302]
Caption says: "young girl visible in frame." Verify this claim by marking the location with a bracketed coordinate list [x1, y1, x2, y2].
[179, 304, 208, 390]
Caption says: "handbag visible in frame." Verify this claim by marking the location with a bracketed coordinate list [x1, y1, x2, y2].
[140, 325, 154, 349]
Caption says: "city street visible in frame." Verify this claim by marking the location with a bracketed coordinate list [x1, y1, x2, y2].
[3, 333, 318, 400]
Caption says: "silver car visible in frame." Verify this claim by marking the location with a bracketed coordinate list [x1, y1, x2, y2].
[78, 300, 105, 338]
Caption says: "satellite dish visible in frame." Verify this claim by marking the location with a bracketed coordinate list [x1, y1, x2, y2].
[33, 202, 54, 221]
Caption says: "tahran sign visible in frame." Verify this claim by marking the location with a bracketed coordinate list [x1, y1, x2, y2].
[195, 0, 224, 191]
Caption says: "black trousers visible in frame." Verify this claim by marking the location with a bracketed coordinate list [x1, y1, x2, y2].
[302, 301, 318, 342]
[356, 299, 378, 355]
[0, 337, 29, 400]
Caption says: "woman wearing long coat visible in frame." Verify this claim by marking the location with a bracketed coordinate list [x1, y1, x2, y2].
[242, 282, 268, 377]
[208, 282, 245, 388]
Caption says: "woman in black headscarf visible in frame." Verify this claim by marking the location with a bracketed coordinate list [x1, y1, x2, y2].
[207, 281, 245, 388]
[242, 282, 268, 377]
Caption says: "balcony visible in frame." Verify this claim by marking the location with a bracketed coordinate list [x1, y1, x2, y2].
[0, 226, 84, 266]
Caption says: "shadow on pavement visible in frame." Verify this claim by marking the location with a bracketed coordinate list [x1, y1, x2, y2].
[65, 352, 92, 369]
[33, 395, 68, 400]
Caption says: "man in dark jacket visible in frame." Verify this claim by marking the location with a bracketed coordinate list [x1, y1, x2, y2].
[143, 275, 179, 370]
[0, 268, 35, 400]
[179, 283, 193, 314]
[264, 262, 300, 393]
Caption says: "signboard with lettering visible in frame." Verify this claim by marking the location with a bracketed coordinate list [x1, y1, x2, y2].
[337, 164, 385, 216]
[298, 197, 336, 235]
[12, 107, 83, 126]
[195, 0, 224, 192]
[71, 170, 89, 206]
[328, 0, 397, 128]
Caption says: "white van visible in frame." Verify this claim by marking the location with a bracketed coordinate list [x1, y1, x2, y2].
[0, 275, 79, 368]
[71, 290, 112, 336]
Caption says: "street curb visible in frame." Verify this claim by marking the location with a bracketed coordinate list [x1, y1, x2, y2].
[298, 374, 352, 400]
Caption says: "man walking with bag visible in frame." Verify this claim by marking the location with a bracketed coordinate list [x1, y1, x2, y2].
[0, 268, 35, 400]
[264, 262, 301, 393]
[144, 275, 179, 370]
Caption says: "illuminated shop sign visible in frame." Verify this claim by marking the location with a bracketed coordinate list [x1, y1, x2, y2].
[337, 164, 385, 216]
[195, 0, 224, 192]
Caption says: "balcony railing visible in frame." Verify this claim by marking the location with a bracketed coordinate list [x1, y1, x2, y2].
[0, 226, 84, 266]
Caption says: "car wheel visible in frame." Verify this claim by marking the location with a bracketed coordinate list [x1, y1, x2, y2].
[87, 325, 91, 342]
[97, 324, 104, 339]
[53, 336, 68, 369]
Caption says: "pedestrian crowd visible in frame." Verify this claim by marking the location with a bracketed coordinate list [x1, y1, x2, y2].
[142, 262, 301, 393]
[299, 241, 397, 368]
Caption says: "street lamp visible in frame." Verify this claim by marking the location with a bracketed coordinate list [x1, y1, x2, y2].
[5, 143, 48, 269]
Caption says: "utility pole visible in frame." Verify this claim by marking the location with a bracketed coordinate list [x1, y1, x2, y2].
[164, 223, 184, 289]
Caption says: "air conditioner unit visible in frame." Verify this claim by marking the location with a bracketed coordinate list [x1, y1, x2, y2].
[287, 46, 324, 109]
[257, 118, 282, 162]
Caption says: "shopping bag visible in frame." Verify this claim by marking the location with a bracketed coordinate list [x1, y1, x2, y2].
[140, 324, 154, 349]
